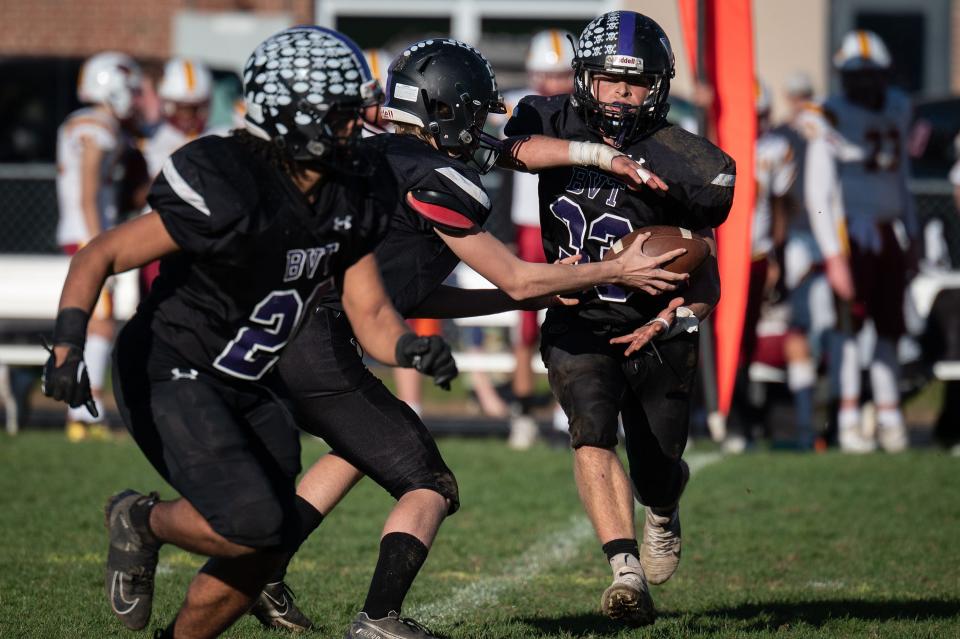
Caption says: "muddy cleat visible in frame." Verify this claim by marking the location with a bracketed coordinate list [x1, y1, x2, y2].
[250, 581, 314, 632]
[640, 459, 689, 585]
[104, 489, 160, 630]
[600, 565, 656, 626]
[344, 611, 439, 639]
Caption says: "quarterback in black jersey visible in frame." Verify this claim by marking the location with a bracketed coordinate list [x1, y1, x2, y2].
[503, 11, 734, 625]
[41, 27, 459, 639]
[242, 38, 691, 638]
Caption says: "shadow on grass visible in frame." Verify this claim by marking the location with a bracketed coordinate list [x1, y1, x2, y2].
[521, 599, 960, 637]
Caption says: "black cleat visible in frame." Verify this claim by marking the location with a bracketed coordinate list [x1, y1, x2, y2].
[344, 611, 439, 639]
[250, 581, 314, 632]
[104, 489, 160, 630]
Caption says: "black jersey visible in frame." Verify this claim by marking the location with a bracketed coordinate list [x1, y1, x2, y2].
[505, 95, 736, 328]
[319, 134, 492, 316]
[143, 134, 392, 380]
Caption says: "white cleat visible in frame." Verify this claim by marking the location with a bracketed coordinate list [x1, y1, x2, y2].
[640, 460, 689, 585]
[507, 415, 538, 450]
[878, 422, 908, 453]
[600, 564, 656, 626]
[839, 427, 877, 454]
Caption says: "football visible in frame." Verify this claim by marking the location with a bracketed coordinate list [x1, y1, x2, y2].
[602, 225, 710, 274]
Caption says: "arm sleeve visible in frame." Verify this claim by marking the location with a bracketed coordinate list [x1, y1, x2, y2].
[804, 133, 845, 259]
[73, 121, 117, 151]
[147, 141, 257, 256]
[771, 142, 797, 198]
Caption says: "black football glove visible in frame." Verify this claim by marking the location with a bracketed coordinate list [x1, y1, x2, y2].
[395, 332, 459, 391]
[41, 343, 98, 415]
[40, 308, 99, 417]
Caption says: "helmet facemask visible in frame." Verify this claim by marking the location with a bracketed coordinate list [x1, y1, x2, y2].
[427, 84, 505, 174]
[573, 66, 669, 147]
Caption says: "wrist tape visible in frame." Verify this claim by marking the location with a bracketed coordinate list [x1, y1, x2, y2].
[568, 141, 624, 172]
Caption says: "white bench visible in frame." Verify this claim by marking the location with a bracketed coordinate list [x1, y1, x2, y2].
[0, 255, 138, 434]
[448, 263, 547, 374]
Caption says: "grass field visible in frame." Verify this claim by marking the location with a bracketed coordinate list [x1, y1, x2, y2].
[1, 433, 958, 638]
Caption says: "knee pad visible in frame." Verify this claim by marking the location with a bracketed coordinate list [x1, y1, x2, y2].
[215, 496, 290, 549]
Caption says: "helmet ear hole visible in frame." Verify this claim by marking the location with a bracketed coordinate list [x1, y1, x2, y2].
[435, 101, 454, 121]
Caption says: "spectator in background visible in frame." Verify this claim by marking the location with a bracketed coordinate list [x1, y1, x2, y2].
[774, 72, 836, 451]
[801, 30, 916, 453]
[143, 58, 213, 178]
[492, 29, 576, 448]
[55, 52, 142, 441]
[724, 80, 796, 452]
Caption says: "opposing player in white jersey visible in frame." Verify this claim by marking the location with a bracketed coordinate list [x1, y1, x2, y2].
[55, 51, 142, 441]
[139, 58, 214, 293]
[802, 30, 916, 453]
[493, 29, 576, 448]
[725, 81, 797, 451]
[142, 58, 213, 178]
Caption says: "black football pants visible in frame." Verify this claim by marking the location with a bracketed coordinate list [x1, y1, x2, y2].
[277, 306, 460, 513]
[541, 316, 698, 509]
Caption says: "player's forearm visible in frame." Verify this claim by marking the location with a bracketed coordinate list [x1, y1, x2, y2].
[408, 285, 527, 319]
[505, 259, 620, 300]
[346, 300, 407, 365]
[499, 135, 622, 173]
[58, 244, 113, 314]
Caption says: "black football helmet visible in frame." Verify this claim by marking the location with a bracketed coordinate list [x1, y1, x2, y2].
[242, 26, 380, 171]
[571, 11, 675, 147]
[380, 38, 506, 173]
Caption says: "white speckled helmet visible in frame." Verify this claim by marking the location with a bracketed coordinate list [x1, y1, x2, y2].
[242, 26, 379, 164]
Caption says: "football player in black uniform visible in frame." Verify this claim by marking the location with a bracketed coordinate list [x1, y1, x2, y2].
[244, 39, 691, 639]
[503, 11, 734, 625]
[40, 27, 459, 639]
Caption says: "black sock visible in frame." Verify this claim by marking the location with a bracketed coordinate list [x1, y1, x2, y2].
[602, 538, 639, 563]
[268, 495, 325, 584]
[362, 532, 429, 619]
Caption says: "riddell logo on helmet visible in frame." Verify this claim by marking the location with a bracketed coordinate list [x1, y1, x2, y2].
[607, 55, 643, 71]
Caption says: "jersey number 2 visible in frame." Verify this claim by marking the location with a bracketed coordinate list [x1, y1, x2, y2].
[550, 196, 633, 302]
[213, 290, 304, 380]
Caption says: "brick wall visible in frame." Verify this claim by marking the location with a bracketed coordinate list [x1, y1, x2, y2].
[0, 0, 312, 60]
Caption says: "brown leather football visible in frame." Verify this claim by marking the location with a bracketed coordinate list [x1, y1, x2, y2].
[602, 225, 710, 274]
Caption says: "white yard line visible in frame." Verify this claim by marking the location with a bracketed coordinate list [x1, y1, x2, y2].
[411, 452, 723, 625]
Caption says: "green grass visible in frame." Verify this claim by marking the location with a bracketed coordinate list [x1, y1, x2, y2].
[1, 433, 958, 638]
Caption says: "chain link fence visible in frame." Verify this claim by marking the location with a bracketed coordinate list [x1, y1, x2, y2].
[0, 164, 956, 258]
[0, 164, 59, 254]
[912, 179, 960, 267]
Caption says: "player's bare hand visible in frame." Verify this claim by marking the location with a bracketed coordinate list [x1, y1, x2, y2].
[610, 156, 669, 193]
[825, 254, 855, 301]
[610, 297, 685, 356]
[615, 233, 689, 295]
